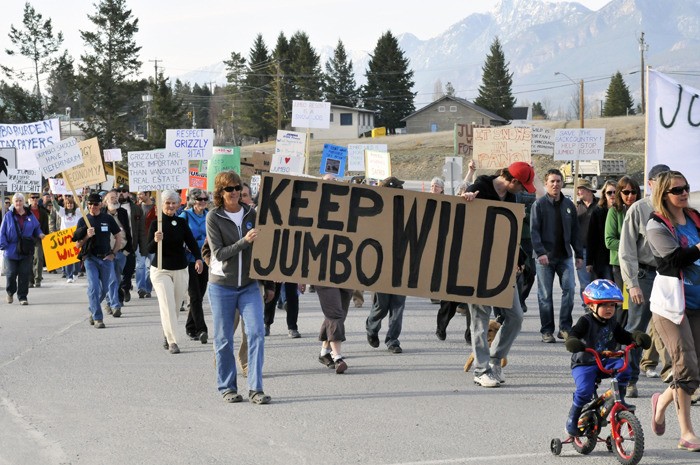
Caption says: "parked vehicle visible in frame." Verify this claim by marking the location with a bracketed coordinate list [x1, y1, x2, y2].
[559, 160, 627, 189]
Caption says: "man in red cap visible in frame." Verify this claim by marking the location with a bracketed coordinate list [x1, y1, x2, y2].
[460, 161, 537, 388]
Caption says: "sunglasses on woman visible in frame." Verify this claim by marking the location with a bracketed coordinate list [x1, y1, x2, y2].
[223, 185, 242, 192]
[667, 184, 690, 196]
[620, 190, 637, 196]
[195, 197, 209, 201]
[605, 190, 615, 196]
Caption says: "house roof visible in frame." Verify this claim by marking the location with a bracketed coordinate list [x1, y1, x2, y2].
[331, 104, 377, 114]
[400, 95, 508, 123]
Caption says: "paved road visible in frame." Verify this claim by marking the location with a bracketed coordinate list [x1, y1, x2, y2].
[0, 272, 697, 464]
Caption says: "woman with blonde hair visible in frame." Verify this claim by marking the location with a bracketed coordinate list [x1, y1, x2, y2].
[647, 170, 700, 451]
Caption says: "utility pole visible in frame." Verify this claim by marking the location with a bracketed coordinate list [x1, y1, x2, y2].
[275, 60, 283, 130]
[149, 58, 162, 81]
[638, 32, 648, 113]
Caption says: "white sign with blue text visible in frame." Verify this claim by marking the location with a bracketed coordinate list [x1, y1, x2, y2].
[166, 129, 214, 160]
[0, 118, 61, 169]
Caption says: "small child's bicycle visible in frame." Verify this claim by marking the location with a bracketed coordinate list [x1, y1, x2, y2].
[550, 343, 644, 465]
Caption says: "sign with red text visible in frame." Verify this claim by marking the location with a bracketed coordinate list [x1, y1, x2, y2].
[473, 127, 531, 169]
[364, 150, 391, 180]
[553, 128, 606, 161]
[270, 130, 306, 175]
[347, 143, 387, 172]
[42, 226, 79, 271]
[103, 148, 122, 162]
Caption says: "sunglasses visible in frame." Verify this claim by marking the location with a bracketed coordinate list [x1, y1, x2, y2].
[30, 196, 40, 199]
[667, 184, 690, 196]
[223, 185, 242, 192]
[117, 188, 129, 193]
[620, 190, 637, 196]
[88, 202, 101, 206]
[195, 197, 208, 202]
[605, 191, 615, 196]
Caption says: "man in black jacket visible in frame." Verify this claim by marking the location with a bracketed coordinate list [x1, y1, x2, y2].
[102, 190, 131, 316]
[116, 184, 146, 303]
[28, 193, 50, 287]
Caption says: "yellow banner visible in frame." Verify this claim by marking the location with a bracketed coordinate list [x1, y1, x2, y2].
[42, 226, 80, 271]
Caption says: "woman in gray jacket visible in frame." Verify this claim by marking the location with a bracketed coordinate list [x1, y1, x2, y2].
[206, 170, 271, 404]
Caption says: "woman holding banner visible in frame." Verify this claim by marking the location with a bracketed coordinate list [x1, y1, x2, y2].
[53, 194, 82, 283]
[0, 193, 45, 305]
[206, 170, 273, 404]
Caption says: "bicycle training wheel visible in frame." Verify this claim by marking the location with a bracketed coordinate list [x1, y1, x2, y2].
[612, 410, 644, 465]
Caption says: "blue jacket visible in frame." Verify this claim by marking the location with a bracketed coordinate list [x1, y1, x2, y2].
[0, 207, 44, 260]
[180, 208, 208, 263]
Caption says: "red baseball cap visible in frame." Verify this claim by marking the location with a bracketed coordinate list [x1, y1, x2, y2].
[508, 162, 536, 193]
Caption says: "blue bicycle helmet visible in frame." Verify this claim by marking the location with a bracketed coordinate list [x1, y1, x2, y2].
[582, 279, 623, 305]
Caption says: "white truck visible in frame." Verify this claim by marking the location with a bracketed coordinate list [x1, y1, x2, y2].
[559, 159, 627, 189]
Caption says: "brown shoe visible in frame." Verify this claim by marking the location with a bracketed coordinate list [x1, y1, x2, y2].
[6, 294, 13, 304]
[95, 320, 105, 329]
[334, 358, 347, 374]
[169, 343, 180, 354]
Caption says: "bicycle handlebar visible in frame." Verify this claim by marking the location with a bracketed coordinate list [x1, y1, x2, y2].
[584, 343, 637, 375]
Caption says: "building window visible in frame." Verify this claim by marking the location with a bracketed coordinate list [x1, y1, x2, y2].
[330, 113, 334, 123]
[449, 106, 457, 112]
[340, 113, 352, 126]
[438, 106, 446, 112]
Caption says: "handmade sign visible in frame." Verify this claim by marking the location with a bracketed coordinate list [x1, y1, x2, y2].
[291, 100, 331, 129]
[42, 226, 79, 271]
[320, 144, 348, 177]
[530, 126, 555, 156]
[166, 129, 214, 160]
[253, 151, 272, 171]
[7, 168, 41, 192]
[553, 128, 606, 161]
[34, 137, 83, 178]
[207, 147, 241, 191]
[63, 138, 107, 187]
[48, 178, 70, 195]
[127, 149, 189, 192]
[473, 127, 532, 168]
[0, 147, 17, 187]
[0, 118, 61, 169]
[103, 148, 123, 162]
[347, 144, 387, 172]
[251, 174, 523, 307]
[270, 130, 306, 175]
[364, 150, 391, 180]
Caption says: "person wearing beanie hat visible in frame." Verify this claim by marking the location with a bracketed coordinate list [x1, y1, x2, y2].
[459, 161, 538, 388]
[72, 191, 123, 329]
[617, 164, 673, 397]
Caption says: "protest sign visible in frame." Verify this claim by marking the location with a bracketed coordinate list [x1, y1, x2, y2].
[207, 147, 241, 191]
[473, 127, 532, 169]
[190, 174, 207, 189]
[100, 175, 115, 191]
[271, 130, 306, 175]
[42, 226, 79, 271]
[249, 174, 261, 198]
[103, 148, 122, 162]
[454, 123, 475, 156]
[240, 158, 255, 181]
[251, 174, 523, 307]
[553, 128, 606, 161]
[291, 100, 331, 129]
[647, 70, 700, 188]
[49, 178, 70, 195]
[253, 151, 272, 171]
[0, 118, 61, 169]
[63, 138, 107, 188]
[531, 126, 555, 156]
[128, 149, 189, 192]
[364, 150, 391, 180]
[320, 144, 348, 177]
[7, 168, 41, 193]
[166, 129, 214, 160]
[0, 147, 18, 188]
[371, 127, 386, 138]
[347, 144, 387, 172]
[34, 137, 83, 177]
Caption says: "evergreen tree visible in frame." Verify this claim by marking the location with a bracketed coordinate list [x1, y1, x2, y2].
[0, 81, 43, 123]
[241, 34, 275, 142]
[474, 37, 516, 120]
[78, 0, 142, 150]
[603, 71, 635, 117]
[445, 82, 456, 97]
[147, 74, 188, 148]
[362, 31, 415, 131]
[324, 39, 358, 107]
[45, 51, 78, 117]
[5, 2, 64, 108]
[223, 51, 247, 143]
[288, 32, 324, 101]
[532, 101, 548, 120]
[191, 83, 212, 129]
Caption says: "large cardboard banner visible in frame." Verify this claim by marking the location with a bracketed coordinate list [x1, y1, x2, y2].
[7, 168, 41, 193]
[364, 150, 391, 180]
[454, 123, 475, 156]
[166, 129, 214, 160]
[34, 137, 83, 177]
[647, 70, 700, 188]
[207, 147, 241, 191]
[0, 118, 61, 169]
[553, 128, 606, 161]
[320, 144, 348, 177]
[531, 126, 555, 156]
[42, 226, 79, 271]
[250, 174, 523, 307]
[271, 130, 306, 175]
[128, 149, 189, 192]
[253, 151, 272, 171]
[63, 138, 107, 188]
[473, 127, 531, 169]
[291, 100, 331, 129]
[347, 143, 387, 172]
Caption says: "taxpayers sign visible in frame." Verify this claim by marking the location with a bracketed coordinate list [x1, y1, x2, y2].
[251, 174, 523, 307]
[0, 118, 61, 169]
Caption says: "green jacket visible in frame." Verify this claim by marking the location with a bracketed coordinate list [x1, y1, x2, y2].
[604, 207, 626, 266]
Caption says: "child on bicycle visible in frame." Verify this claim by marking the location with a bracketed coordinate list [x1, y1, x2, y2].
[564, 279, 652, 436]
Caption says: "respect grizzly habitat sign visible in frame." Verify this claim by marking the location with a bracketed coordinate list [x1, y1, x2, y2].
[250, 174, 524, 307]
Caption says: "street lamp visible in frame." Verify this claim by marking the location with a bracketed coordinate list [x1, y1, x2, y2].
[142, 94, 152, 139]
[555, 71, 585, 191]
[65, 107, 72, 137]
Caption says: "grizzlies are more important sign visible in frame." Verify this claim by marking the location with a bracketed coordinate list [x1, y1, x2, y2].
[250, 174, 524, 307]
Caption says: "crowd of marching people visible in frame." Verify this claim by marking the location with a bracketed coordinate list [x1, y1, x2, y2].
[3, 163, 700, 451]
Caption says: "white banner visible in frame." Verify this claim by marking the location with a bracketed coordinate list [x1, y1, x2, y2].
[34, 137, 83, 177]
[347, 143, 388, 172]
[554, 128, 606, 161]
[128, 149, 189, 192]
[291, 100, 331, 129]
[0, 118, 61, 169]
[166, 129, 214, 160]
[103, 148, 122, 162]
[531, 126, 555, 156]
[270, 130, 306, 175]
[647, 70, 700, 189]
[7, 168, 41, 193]
[473, 127, 532, 168]
[48, 178, 70, 195]
[365, 150, 391, 180]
